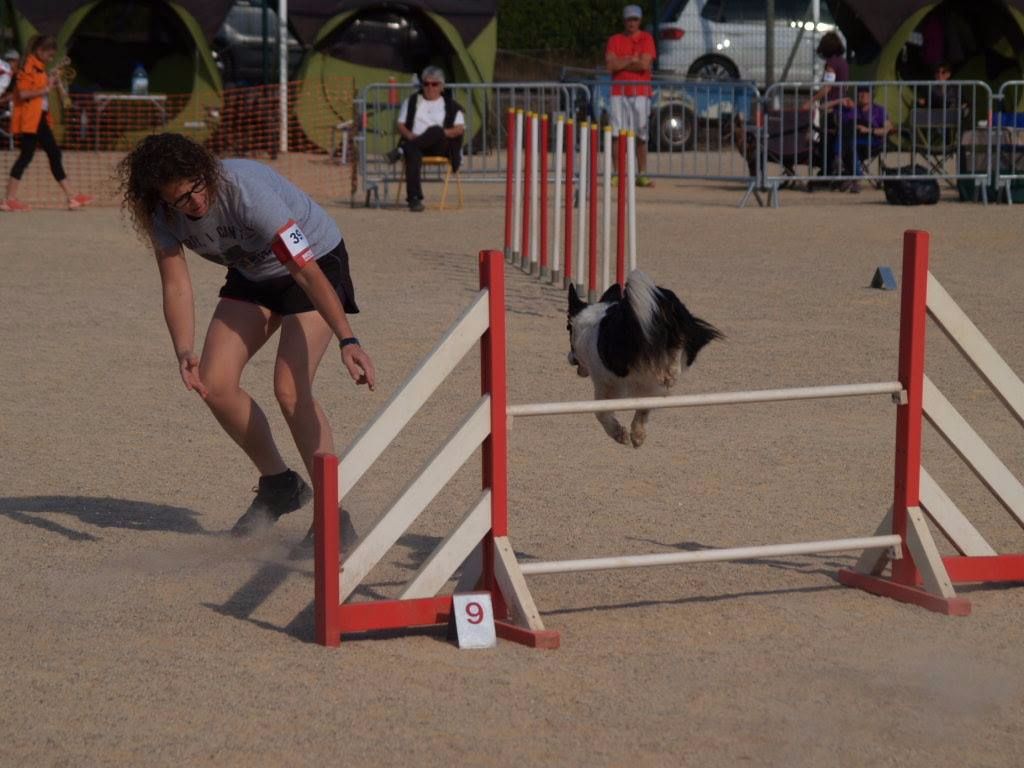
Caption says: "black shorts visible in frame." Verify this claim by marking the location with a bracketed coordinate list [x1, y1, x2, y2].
[218, 240, 359, 316]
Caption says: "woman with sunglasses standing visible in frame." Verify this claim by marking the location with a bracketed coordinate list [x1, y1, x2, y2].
[384, 66, 465, 211]
[116, 133, 376, 536]
[1, 35, 92, 212]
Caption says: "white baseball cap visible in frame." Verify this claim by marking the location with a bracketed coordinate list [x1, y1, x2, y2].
[3, 49, 18, 60]
[623, 4, 643, 19]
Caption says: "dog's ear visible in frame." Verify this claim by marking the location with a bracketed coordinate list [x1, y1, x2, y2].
[599, 283, 623, 304]
[568, 284, 586, 317]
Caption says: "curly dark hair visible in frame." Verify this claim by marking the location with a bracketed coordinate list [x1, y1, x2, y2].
[816, 32, 845, 59]
[116, 133, 222, 242]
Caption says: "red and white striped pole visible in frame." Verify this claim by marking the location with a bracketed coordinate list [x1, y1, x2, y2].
[503, 108, 515, 262]
[615, 129, 627, 287]
[539, 115, 550, 280]
[520, 112, 533, 273]
[587, 122, 599, 301]
[551, 114, 565, 286]
[511, 109, 524, 265]
[602, 125, 613, 294]
[563, 119, 575, 290]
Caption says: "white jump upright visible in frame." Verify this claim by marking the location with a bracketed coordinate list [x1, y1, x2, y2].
[314, 231, 1024, 649]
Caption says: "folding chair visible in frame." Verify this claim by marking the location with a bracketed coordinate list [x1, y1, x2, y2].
[745, 110, 817, 206]
[906, 107, 963, 186]
[394, 155, 464, 211]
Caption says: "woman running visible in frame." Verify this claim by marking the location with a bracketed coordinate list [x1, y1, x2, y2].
[117, 132, 376, 536]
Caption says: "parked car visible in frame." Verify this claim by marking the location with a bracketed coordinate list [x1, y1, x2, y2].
[560, 67, 757, 150]
[655, 0, 841, 84]
[213, 1, 305, 86]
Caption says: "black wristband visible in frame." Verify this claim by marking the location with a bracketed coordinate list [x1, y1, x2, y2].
[339, 337, 360, 349]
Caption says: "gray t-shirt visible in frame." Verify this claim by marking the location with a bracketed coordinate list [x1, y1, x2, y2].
[151, 158, 342, 281]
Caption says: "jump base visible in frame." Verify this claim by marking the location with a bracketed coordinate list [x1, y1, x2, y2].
[838, 569, 972, 616]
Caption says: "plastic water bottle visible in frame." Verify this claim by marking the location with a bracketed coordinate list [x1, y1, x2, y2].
[131, 64, 148, 95]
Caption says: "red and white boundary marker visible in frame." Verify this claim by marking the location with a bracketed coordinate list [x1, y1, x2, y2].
[313, 231, 1024, 647]
[503, 109, 637, 300]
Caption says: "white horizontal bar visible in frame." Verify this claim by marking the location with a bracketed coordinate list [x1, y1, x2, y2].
[517, 535, 903, 576]
[507, 382, 904, 418]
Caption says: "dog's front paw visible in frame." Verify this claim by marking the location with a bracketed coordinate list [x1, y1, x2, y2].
[630, 424, 646, 448]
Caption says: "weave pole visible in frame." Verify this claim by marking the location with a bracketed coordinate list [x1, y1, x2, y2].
[503, 108, 515, 262]
[563, 119, 575, 289]
[575, 122, 589, 291]
[551, 114, 565, 286]
[627, 130, 638, 273]
[520, 112, 533, 272]
[539, 115, 550, 280]
[616, 130, 627, 286]
[587, 122, 599, 301]
[602, 125, 613, 294]
[511, 109, 524, 265]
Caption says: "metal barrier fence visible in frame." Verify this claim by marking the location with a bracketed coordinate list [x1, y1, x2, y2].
[760, 81, 992, 207]
[995, 81, 1024, 204]
[0, 79, 356, 209]
[357, 81, 590, 207]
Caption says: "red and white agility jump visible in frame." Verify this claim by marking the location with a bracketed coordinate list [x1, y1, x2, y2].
[312, 230, 1024, 648]
[504, 108, 638, 299]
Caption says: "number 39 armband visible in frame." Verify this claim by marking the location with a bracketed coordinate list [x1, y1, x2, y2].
[272, 220, 314, 268]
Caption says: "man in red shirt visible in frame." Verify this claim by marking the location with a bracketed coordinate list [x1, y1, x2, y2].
[605, 4, 656, 186]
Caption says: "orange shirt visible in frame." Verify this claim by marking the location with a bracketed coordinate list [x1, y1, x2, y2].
[12, 53, 51, 135]
[606, 31, 656, 97]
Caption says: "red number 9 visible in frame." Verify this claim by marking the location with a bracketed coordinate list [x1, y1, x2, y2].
[465, 601, 484, 624]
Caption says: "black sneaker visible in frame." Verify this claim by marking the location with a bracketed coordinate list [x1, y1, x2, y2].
[409, 199, 425, 212]
[231, 469, 312, 537]
[385, 147, 403, 164]
[290, 508, 358, 560]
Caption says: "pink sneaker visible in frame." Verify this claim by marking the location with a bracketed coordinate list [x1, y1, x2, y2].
[1, 198, 31, 212]
[68, 193, 94, 210]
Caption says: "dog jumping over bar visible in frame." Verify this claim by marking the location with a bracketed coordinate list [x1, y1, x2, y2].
[567, 271, 723, 448]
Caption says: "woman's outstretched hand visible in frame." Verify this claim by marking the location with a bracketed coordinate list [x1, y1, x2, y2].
[178, 351, 208, 398]
[341, 345, 376, 391]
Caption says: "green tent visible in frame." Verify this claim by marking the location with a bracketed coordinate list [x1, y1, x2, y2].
[831, 0, 1024, 118]
[290, 1, 497, 154]
[12, 0, 229, 145]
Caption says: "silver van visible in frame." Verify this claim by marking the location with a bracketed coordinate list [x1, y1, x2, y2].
[656, 0, 841, 83]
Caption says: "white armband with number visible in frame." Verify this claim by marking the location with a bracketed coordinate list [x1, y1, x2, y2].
[272, 219, 313, 268]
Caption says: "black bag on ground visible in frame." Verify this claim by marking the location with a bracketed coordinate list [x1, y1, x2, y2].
[882, 164, 940, 205]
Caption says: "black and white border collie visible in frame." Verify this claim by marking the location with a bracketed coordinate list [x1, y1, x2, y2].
[567, 271, 723, 448]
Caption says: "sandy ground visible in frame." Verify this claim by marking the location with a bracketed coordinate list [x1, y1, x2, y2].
[2, 179, 1023, 767]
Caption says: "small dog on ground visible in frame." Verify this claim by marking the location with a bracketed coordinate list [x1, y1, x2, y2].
[567, 271, 723, 447]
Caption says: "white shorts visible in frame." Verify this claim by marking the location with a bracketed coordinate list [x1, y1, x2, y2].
[609, 95, 650, 142]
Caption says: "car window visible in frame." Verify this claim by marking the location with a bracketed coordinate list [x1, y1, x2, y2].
[702, 0, 833, 24]
[318, 9, 434, 73]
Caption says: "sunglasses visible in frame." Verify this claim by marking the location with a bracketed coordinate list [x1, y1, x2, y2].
[423, 81, 443, 88]
[169, 177, 207, 210]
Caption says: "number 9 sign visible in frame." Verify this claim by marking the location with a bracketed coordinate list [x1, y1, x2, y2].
[452, 592, 496, 649]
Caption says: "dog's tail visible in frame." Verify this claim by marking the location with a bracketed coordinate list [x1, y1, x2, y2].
[625, 269, 724, 367]
[624, 269, 660, 344]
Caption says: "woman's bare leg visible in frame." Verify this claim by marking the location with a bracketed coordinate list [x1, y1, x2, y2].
[199, 299, 285, 475]
[273, 310, 335, 478]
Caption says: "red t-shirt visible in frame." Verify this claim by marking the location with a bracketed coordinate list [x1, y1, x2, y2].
[606, 31, 656, 97]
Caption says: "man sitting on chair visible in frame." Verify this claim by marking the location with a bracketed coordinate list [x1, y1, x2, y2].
[386, 66, 465, 212]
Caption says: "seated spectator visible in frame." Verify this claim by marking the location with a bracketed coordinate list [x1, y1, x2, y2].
[840, 87, 894, 193]
[385, 66, 465, 212]
[917, 63, 963, 110]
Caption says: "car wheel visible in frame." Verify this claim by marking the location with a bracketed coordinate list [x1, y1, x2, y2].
[651, 104, 694, 151]
[687, 55, 740, 81]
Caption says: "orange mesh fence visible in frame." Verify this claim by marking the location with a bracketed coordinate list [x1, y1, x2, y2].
[0, 79, 356, 210]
